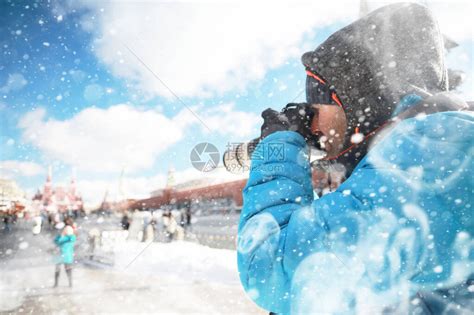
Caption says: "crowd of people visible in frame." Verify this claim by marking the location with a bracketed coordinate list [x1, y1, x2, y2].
[121, 207, 192, 243]
[2, 205, 196, 288]
[1, 210, 18, 233]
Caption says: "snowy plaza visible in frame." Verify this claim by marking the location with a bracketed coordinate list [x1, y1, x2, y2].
[0, 218, 263, 314]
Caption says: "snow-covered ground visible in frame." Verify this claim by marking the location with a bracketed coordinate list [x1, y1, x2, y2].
[114, 240, 240, 285]
[0, 221, 264, 314]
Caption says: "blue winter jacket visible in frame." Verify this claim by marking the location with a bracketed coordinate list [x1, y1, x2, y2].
[54, 234, 76, 264]
[237, 111, 473, 314]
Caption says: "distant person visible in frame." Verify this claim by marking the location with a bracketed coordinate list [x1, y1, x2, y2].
[142, 211, 154, 242]
[184, 203, 192, 228]
[179, 208, 186, 228]
[32, 215, 43, 235]
[3, 213, 12, 233]
[121, 214, 130, 230]
[162, 211, 184, 241]
[53, 217, 76, 288]
[87, 228, 101, 260]
[47, 213, 53, 227]
[127, 209, 144, 241]
[162, 211, 176, 242]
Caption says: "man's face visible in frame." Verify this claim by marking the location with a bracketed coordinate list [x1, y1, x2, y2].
[310, 104, 347, 158]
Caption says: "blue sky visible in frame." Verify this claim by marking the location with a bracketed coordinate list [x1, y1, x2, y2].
[1, 0, 472, 206]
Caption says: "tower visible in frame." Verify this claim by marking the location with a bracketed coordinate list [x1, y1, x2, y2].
[166, 166, 175, 189]
[43, 165, 53, 203]
[69, 168, 77, 198]
[118, 167, 126, 201]
[69, 168, 78, 211]
[359, 0, 369, 18]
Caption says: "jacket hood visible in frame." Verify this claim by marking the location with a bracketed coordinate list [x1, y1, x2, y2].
[302, 2, 448, 146]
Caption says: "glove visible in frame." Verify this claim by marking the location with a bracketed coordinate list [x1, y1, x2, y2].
[260, 108, 289, 138]
[260, 103, 320, 148]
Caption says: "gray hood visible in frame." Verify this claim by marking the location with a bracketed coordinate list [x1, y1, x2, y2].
[302, 2, 448, 143]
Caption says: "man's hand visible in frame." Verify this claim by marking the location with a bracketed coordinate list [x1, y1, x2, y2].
[260, 108, 289, 138]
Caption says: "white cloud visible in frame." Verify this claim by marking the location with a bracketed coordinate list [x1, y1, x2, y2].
[0, 73, 28, 94]
[203, 104, 262, 138]
[63, 0, 359, 98]
[18, 105, 184, 173]
[174, 103, 261, 139]
[0, 160, 44, 178]
[53, 0, 472, 100]
[17, 103, 259, 174]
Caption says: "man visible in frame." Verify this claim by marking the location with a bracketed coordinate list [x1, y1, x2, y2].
[237, 3, 473, 314]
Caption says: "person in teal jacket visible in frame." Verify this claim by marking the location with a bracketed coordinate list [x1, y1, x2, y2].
[238, 3, 473, 314]
[54, 217, 76, 287]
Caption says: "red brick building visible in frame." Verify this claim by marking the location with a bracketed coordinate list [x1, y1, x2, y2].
[132, 179, 247, 212]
